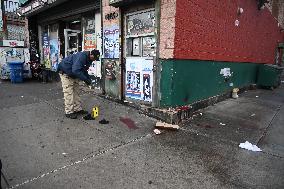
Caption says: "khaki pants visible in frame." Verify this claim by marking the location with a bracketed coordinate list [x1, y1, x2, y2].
[60, 73, 82, 114]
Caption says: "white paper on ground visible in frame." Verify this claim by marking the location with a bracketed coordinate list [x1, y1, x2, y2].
[239, 141, 262, 152]
[153, 129, 161, 135]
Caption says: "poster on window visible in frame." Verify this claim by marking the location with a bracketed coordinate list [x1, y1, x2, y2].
[84, 33, 96, 51]
[126, 10, 155, 36]
[125, 57, 153, 102]
[49, 39, 59, 71]
[142, 36, 156, 57]
[103, 25, 119, 58]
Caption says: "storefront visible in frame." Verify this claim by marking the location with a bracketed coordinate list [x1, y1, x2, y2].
[20, 0, 102, 87]
[102, 0, 159, 106]
[0, 0, 31, 80]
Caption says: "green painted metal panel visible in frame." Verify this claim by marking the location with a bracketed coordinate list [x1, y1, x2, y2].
[160, 59, 260, 107]
[257, 64, 283, 87]
[160, 60, 174, 106]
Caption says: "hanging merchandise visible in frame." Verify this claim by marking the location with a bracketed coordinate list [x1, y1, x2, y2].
[42, 33, 51, 69]
[49, 39, 59, 71]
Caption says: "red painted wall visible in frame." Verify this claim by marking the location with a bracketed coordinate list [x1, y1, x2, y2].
[174, 0, 284, 64]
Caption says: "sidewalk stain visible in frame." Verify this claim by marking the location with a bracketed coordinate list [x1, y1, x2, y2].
[119, 117, 138, 129]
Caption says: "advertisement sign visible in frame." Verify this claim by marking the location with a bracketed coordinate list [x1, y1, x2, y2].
[104, 25, 119, 58]
[3, 40, 24, 47]
[125, 57, 153, 102]
[84, 33, 96, 51]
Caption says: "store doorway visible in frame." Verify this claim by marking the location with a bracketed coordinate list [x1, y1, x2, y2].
[64, 29, 82, 57]
[123, 8, 156, 104]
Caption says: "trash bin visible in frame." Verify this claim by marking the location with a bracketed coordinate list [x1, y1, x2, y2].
[8, 62, 24, 83]
[257, 64, 284, 88]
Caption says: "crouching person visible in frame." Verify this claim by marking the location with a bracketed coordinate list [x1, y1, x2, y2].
[57, 50, 100, 119]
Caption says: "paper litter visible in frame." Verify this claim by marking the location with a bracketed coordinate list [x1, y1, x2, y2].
[239, 141, 262, 152]
[153, 129, 161, 135]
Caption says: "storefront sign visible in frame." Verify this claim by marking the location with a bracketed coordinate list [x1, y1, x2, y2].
[20, 0, 50, 15]
[109, 0, 123, 4]
[21, 5, 31, 14]
[32, 1, 40, 9]
[3, 40, 24, 47]
[48, 0, 57, 4]
[4, 0, 20, 13]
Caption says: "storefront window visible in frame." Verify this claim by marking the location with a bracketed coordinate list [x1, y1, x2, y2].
[125, 9, 156, 58]
[126, 9, 155, 37]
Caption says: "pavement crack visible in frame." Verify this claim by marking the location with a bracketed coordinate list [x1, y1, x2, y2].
[7, 133, 152, 189]
[256, 104, 283, 145]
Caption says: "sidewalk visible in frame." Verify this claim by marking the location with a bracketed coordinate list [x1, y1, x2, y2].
[182, 84, 284, 157]
[0, 80, 283, 189]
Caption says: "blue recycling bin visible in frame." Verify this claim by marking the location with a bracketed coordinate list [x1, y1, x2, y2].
[8, 62, 24, 83]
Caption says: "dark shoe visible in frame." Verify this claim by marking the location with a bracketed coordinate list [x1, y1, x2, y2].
[75, 110, 89, 114]
[65, 113, 77, 119]
[99, 119, 109, 124]
[83, 113, 95, 120]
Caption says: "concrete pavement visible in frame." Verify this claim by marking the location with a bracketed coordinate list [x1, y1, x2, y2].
[0, 80, 283, 189]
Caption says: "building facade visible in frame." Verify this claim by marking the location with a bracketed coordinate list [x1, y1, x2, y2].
[20, 0, 284, 108]
[20, 0, 102, 85]
[0, 0, 31, 80]
[159, 0, 284, 107]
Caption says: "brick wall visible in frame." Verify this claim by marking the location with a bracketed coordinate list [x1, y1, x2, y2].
[102, 0, 119, 27]
[159, 0, 176, 59]
[174, 0, 284, 64]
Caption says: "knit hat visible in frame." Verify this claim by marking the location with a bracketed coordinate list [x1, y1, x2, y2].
[91, 49, 100, 61]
